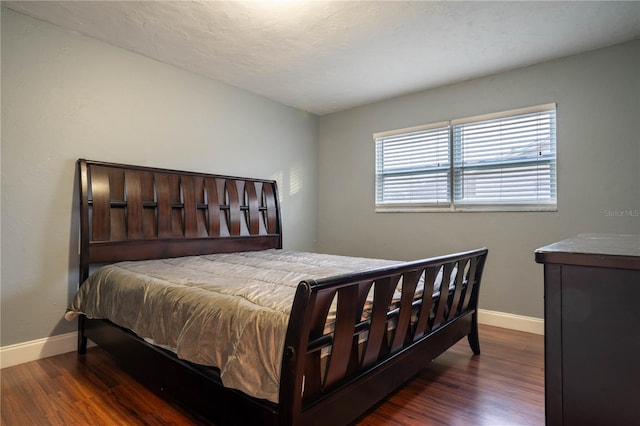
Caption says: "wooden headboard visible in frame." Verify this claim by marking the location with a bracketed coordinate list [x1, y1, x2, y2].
[78, 159, 282, 282]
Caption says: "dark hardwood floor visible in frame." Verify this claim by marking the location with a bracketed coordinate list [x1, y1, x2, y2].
[1, 325, 544, 425]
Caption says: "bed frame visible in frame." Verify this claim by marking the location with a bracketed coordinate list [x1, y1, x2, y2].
[76, 159, 488, 425]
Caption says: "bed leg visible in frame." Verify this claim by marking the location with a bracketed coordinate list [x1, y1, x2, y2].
[467, 312, 481, 355]
[78, 316, 88, 354]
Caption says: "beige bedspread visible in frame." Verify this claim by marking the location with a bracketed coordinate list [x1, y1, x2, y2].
[65, 249, 400, 403]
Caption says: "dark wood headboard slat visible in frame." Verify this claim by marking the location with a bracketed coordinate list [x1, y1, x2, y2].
[181, 175, 199, 238]
[123, 170, 144, 240]
[227, 180, 241, 236]
[246, 181, 261, 235]
[168, 174, 184, 238]
[193, 177, 208, 238]
[90, 167, 112, 241]
[263, 183, 278, 234]
[140, 171, 157, 239]
[155, 173, 173, 239]
[109, 168, 127, 241]
[204, 177, 221, 237]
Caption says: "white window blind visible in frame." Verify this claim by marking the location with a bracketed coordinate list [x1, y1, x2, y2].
[375, 123, 450, 206]
[374, 104, 557, 211]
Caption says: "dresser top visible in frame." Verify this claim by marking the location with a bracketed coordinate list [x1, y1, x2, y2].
[535, 233, 640, 270]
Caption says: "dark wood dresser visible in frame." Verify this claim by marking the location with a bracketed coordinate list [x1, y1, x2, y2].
[535, 234, 640, 425]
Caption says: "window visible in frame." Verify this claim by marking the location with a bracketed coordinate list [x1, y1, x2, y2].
[374, 104, 557, 211]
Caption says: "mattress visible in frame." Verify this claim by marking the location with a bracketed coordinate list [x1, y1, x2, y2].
[65, 249, 408, 402]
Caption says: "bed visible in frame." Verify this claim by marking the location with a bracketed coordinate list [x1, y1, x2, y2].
[69, 159, 488, 425]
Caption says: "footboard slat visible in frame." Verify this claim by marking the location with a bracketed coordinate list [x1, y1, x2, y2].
[460, 258, 479, 312]
[348, 281, 375, 377]
[413, 266, 437, 340]
[433, 263, 454, 327]
[361, 276, 398, 367]
[301, 289, 337, 403]
[390, 270, 421, 352]
[447, 260, 466, 317]
[324, 285, 360, 388]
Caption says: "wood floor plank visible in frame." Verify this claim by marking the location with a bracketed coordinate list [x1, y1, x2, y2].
[1, 325, 544, 425]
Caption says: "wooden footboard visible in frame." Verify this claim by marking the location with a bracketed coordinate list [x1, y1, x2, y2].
[280, 248, 488, 425]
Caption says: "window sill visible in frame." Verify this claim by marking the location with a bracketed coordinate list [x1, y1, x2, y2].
[375, 205, 558, 213]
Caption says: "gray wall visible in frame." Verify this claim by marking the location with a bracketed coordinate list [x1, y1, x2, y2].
[1, 9, 318, 346]
[318, 40, 640, 319]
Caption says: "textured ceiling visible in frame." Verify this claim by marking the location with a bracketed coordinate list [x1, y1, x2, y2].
[4, 1, 640, 115]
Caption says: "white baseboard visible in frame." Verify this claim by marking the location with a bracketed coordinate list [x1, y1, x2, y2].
[1, 310, 543, 369]
[0, 332, 94, 369]
[478, 309, 544, 335]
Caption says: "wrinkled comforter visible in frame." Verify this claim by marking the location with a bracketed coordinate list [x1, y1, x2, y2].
[65, 249, 400, 402]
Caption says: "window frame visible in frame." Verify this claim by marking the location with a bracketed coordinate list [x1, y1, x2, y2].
[374, 103, 557, 213]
